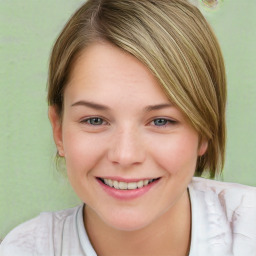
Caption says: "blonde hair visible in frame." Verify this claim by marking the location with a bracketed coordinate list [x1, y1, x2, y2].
[48, 0, 226, 178]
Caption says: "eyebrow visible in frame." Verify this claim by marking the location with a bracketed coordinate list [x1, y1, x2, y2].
[145, 103, 173, 112]
[71, 100, 110, 111]
[71, 100, 172, 112]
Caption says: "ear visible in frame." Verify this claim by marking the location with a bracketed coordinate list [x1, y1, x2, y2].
[48, 106, 65, 157]
[198, 139, 208, 156]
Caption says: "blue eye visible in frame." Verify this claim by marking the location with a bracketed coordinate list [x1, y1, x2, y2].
[152, 118, 175, 126]
[153, 119, 168, 126]
[83, 117, 105, 125]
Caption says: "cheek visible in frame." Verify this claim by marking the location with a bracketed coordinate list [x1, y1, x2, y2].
[149, 134, 199, 175]
[62, 128, 106, 174]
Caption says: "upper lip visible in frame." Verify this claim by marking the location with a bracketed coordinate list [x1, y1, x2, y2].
[97, 176, 160, 182]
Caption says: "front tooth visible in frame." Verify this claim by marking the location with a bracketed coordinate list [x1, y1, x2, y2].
[128, 182, 137, 190]
[137, 180, 144, 188]
[119, 182, 128, 190]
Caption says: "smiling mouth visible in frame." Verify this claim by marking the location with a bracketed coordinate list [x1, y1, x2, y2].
[98, 178, 160, 190]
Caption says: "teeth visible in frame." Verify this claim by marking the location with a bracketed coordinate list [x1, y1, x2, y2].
[102, 178, 156, 190]
[128, 182, 137, 190]
[119, 182, 128, 190]
[113, 180, 119, 189]
[143, 180, 149, 186]
[137, 180, 144, 188]
[108, 179, 113, 187]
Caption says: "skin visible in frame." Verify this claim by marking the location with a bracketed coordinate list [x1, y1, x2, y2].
[49, 41, 208, 256]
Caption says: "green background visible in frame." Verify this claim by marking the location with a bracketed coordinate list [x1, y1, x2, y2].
[0, 0, 256, 240]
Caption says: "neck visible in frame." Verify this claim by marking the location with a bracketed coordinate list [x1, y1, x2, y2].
[84, 190, 191, 256]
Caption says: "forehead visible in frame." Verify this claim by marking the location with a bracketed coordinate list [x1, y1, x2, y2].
[64, 42, 170, 105]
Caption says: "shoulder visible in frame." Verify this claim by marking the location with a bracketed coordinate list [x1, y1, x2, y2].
[190, 177, 256, 209]
[189, 177, 256, 255]
[190, 177, 256, 222]
[190, 176, 256, 192]
[0, 205, 82, 256]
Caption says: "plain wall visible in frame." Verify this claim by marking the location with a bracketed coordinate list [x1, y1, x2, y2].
[1, 0, 256, 240]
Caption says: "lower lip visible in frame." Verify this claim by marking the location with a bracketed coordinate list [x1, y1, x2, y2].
[97, 178, 160, 200]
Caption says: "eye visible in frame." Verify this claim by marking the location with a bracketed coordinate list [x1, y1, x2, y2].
[151, 118, 176, 127]
[153, 118, 168, 126]
[81, 117, 107, 126]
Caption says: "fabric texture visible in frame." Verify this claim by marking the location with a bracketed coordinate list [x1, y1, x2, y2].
[1, 177, 256, 256]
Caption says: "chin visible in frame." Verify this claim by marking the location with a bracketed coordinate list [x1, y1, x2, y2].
[101, 209, 157, 232]
[107, 219, 151, 232]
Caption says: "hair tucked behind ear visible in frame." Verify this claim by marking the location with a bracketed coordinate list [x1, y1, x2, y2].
[48, 0, 226, 178]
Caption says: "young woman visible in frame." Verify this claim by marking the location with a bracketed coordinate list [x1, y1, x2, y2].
[1, 0, 256, 255]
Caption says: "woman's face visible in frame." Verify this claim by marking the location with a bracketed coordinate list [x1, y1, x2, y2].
[49, 42, 207, 231]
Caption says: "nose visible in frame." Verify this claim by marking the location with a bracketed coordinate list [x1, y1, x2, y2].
[107, 126, 146, 167]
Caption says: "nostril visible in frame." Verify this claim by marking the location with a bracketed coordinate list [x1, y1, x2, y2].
[107, 147, 145, 166]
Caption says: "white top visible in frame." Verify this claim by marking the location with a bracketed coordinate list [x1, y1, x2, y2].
[1, 177, 256, 256]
